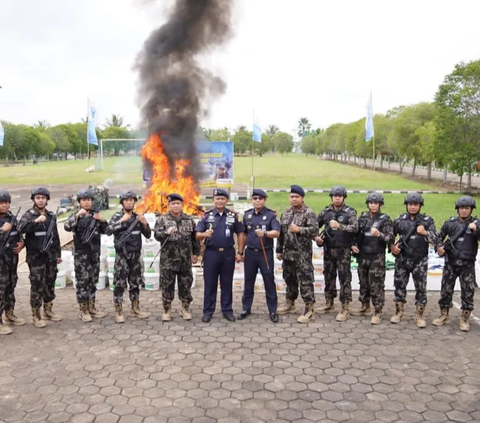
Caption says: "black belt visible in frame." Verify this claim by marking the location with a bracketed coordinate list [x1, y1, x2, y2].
[247, 247, 272, 252]
[206, 247, 234, 252]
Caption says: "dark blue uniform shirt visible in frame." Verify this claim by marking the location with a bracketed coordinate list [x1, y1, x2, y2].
[243, 207, 280, 250]
[196, 208, 245, 249]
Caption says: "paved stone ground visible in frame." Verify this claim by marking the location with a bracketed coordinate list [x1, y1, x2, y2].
[2, 274, 480, 423]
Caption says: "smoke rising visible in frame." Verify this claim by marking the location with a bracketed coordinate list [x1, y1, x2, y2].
[136, 0, 234, 185]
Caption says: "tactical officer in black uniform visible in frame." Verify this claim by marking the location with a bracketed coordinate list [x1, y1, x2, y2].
[390, 193, 437, 328]
[106, 191, 151, 323]
[195, 189, 245, 323]
[351, 193, 394, 324]
[18, 187, 62, 328]
[433, 196, 480, 332]
[0, 190, 25, 335]
[238, 189, 280, 323]
[316, 186, 358, 322]
[65, 189, 108, 322]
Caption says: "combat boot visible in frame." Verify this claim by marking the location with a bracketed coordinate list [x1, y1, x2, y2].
[88, 300, 107, 318]
[162, 303, 172, 322]
[432, 308, 450, 326]
[336, 302, 350, 322]
[180, 302, 192, 321]
[79, 302, 92, 323]
[351, 301, 372, 316]
[315, 298, 335, 314]
[32, 307, 46, 328]
[115, 303, 125, 323]
[4, 309, 26, 326]
[0, 321, 12, 335]
[390, 302, 404, 324]
[43, 302, 62, 321]
[414, 304, 427, 328]
[370, 307, 383, 325]
[131, 300, 150, 319]
[297, 303, 315, 323]
[460, 310, 471, 332]
[277, 298, 296, 315]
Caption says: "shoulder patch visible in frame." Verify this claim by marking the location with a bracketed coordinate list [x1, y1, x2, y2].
[29, 209, 37, 215]
[449, 217, 456, 222]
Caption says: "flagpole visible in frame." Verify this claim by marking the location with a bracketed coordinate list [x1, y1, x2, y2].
[87, 99, 90, 163]
[251, 109, 255, 189]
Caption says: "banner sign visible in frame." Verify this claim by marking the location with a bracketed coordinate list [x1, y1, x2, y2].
[198, 141, 234, 188]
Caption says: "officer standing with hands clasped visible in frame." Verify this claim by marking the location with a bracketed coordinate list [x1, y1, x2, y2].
[154, 193, 200, 322]
[0, 190, 25, 335]
[238, 189, 280, 323]
[433, 196, 480, 332]
[196, 189, 245, 323]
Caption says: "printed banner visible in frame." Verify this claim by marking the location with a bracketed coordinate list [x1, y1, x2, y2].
[198, 141, 234, 188]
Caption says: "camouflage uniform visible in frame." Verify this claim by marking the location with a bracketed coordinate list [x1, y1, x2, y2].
[18, 208, 61, 309]
[436, 216, 480, 311]
[276, 205, 318, 304]
[317, 205, 358, 304]
[64, 211, 107, 304]
[106, 211, 151, 305]
[393, 213, 437, 306]
[154, 212, 200, 307]
[0, 211, 22, 321]
[355, 212, 394, 310]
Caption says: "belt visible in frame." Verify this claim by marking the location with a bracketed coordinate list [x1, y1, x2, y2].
[207, 247, 233, 252]
[247, 247, 272, 252]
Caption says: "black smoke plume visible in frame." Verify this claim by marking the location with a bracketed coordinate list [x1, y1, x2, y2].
[136, 0, 234, 185]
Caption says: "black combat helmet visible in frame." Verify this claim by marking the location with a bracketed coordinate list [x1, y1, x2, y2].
[77, 189, 95, 201]
[0, 189, 11, 203]
[455, 196, 476, 210]
[31, 187, 50, 200]
[366, 192, 384, 205]
[119, 190, 138, 204]
[404, 192, 424, 205]
[330, 185, 347, 198]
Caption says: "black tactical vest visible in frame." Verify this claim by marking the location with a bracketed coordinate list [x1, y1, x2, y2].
[0, 212, 21, 255]
[397, 213, 430, 258]
[24, 209, 54, 253]
[324, 207, 352, 249]
[73, 212, 101, 254]
[359, 213, 386, 255]
[449, 218, 478, 262]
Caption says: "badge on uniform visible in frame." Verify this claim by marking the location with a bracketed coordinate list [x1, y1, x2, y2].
[263, 216, 267, 220]
[248, 214, 252, 219]
[225, 228, 231, 237]
[338, 216, 344, 222]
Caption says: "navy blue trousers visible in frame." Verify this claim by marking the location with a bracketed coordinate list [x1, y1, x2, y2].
[242, 248, 277, 314]
[203, 248, 235, 316]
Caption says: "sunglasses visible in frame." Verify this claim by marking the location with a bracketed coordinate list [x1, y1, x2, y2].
[252, 196, 264, 200]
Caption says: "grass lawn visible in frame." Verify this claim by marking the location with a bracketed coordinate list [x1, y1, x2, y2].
[1, 156, 143, 185]
[236, 154, 436, 190]
[239, 192, 461, 229]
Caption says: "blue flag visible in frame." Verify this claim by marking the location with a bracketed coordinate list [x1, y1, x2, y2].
[87, 99, 98, 146]
[0, 121, 4, 147]
[365, 91, 374, 142]
[253, 116, 261, 143]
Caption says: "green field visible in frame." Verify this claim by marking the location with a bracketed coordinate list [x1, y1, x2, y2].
[2, 153, 474, 226]
[246, 192, 461, 228]
[237, 155, 435, 190]
[1, 157, 144, 185]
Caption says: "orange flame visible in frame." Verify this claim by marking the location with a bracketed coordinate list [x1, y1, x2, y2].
[138, 133, 203, 215]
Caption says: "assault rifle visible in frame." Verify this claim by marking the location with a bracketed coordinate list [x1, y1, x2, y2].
[0, 207, 21, 256]
[442, 216, 478, 255]
[394, 215, 420, 259]
[115, 207, 150, 250]
[81, 207, 101, 245]
[40, 207, 61, 253]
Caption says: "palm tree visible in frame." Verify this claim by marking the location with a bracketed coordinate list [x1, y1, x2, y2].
[297, 117, 312, 138]
[266, 125, 279, 138]
[105, 114, 125, 128]
[33, 120, 50, 130]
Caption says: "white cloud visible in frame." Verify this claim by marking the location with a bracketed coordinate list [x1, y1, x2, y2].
[1, 0, 479, 134]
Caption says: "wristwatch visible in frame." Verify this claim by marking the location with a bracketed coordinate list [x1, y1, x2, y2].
[237, 251, 244, 256]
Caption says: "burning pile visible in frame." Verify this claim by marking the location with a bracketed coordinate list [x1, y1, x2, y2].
[135, 0, 234, 215]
